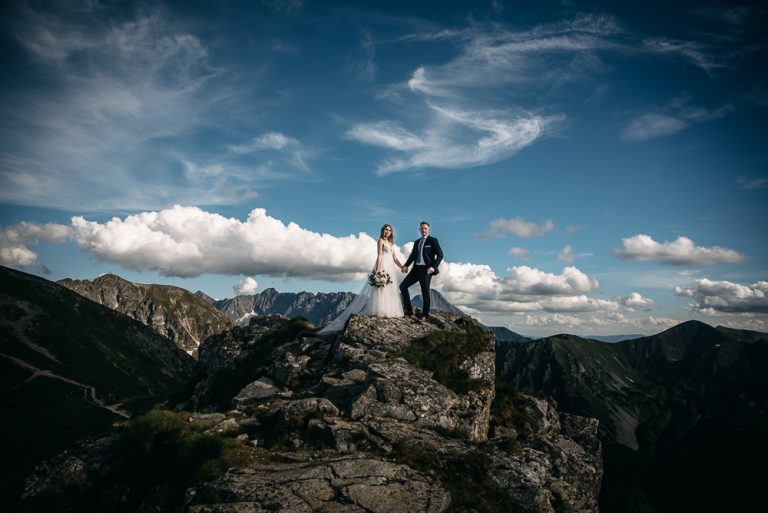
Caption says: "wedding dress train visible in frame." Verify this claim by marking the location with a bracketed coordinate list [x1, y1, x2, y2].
[319, 242, 404, 334]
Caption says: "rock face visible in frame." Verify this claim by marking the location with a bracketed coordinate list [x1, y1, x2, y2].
[16, 312, 602, 513]
[411, 289, 466, 316]
[212, 287, 356, 326]
[188, 455, 452, 513]
[497, 321, 768, 513]
[58, 274, 231, 355]
[178, 312, 602, 512]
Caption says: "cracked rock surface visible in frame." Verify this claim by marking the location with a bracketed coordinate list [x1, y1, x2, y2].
[18, 313, 602, 513]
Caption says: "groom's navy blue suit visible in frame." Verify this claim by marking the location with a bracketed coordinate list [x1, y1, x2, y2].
[400, 235, 443, 317]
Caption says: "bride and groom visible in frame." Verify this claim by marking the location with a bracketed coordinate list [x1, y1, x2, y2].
[319, 221, 444, 333]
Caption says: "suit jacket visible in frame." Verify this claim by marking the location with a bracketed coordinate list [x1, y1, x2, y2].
[405, 235, 443, 275]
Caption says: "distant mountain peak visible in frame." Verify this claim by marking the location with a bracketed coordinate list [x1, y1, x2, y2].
[58, 274, 231, 355]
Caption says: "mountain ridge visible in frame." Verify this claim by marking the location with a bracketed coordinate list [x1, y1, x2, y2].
[58, 274, 231, 355]
[0, 265, 195, 505]
[497, 318, 768, 513]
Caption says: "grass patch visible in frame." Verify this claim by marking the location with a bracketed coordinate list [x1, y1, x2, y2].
[491, 381, 533, 440]
[21, 408, 252, 513]
[394, 323, 491, 395]
[115, 409, 251, 485]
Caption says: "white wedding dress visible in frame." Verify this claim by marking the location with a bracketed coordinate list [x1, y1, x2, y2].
[319, 241, 404, 334]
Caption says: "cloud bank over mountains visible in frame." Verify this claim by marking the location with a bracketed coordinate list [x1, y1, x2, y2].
[0, 205, 647, 321]
[1, 203, 761, 335]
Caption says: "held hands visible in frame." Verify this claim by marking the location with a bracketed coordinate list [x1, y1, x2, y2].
[401, 266, 408, 273]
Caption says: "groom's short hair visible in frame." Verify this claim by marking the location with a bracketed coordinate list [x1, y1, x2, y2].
[420, 221, 430, 227]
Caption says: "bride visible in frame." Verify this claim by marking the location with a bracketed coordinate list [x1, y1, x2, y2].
[319, 224, 405, 334]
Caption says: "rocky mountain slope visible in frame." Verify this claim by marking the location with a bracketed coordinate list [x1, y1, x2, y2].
[0, 265, 195, 505]
[210, 287, 356, 326]
[411, 289, 466, 316]
[58, 274, 231, 354]
[496, 320, 768, 513]
[16, 313, 602, 513]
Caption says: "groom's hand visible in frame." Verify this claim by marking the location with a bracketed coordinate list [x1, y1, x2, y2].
[427, 267, 435, 275]
[401, 266, 408, 273]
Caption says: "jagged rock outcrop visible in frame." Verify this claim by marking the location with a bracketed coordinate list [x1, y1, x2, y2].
[411, 289, 466, 316]
[16, 313, 602, 513]
[180, 313, 602, 512]
[213, 287, 356, 326]
[58, 274, 231, 355]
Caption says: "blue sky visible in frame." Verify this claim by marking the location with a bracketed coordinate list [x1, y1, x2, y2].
[1, 0, 766, 336]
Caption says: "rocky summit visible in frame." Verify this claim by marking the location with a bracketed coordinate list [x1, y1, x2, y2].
[17, 312, 602, 513]
[58, 274, 231, 355]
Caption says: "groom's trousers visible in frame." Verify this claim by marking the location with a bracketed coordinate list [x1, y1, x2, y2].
[400, 265, 432, 316]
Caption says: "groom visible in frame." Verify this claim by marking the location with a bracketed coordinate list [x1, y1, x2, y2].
[400, 221, 444, 322]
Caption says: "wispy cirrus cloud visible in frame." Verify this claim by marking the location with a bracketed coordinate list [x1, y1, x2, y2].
[350, 12, 746, 173]
[737, 177, 768, 190]
[613, 234, 746, 265]
[621, 114, 688, 142]
[477, 217, 554, 239]
[345, 122, 426, 151]
[0, 4, 299, 211]
[226, 132, 309, 171]
[621, 96, 735, 142]
[348, 30, 377, 81]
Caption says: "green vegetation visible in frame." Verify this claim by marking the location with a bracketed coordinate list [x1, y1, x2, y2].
[23, 409, 252, 513]
[116, 409, 251, 484]
[394, 323, 491, 395]
[491, 381, 533, 442]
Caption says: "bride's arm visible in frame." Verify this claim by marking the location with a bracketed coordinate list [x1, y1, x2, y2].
[392, 246, 404, 268]
[376, 239, 384, 272]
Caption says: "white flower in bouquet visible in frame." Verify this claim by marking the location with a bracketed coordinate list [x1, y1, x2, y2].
[368, 270, 393, 288]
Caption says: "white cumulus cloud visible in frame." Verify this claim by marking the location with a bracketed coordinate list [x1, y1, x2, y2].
[619, 292, 655, 311]
[558, 245, 575, 263]
[0, 221, 71, 269]
[503, 266, 600, 295]
[69, 205, 378, 281]
[234, 277, 259, 295]
[541, 295, 620, 313]
[507, 247, 529, 260]
[675, 278, 768, 314]
[613, 234, 745, 265]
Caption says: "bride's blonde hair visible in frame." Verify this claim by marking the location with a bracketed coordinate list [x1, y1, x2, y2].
[379, 224, 394, 243]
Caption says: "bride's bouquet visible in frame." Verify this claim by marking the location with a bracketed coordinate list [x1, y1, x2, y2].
[368, 270, 393, 288]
